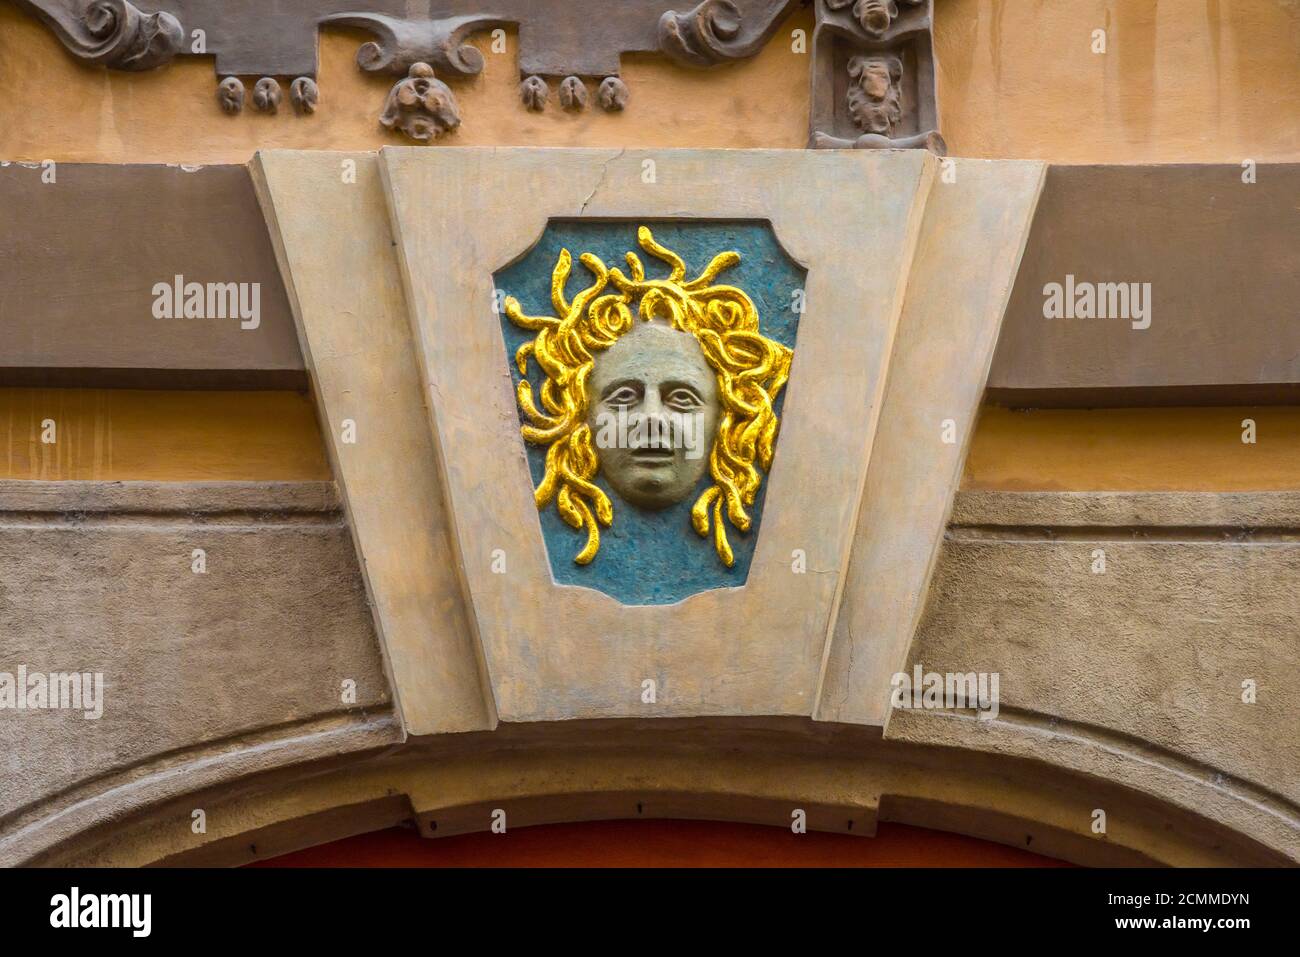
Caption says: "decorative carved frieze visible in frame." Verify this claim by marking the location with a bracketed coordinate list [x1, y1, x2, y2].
[12, 1, 944, 151]
[809, 0, 945, 153]
[13, 1, 797, 140]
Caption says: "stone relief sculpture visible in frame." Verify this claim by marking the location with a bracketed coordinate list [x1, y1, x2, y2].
[825, 0, 924, 39]
[379, 63, 461, 141]
[520, 75, 550, 111]
[846, 53, 902, 137]
[502, 227, 792, 568]
[809, 0, 944, 153]
[252, 77, 283, 114]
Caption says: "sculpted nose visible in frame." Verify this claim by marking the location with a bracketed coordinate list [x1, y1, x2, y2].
[642, 387, 665, 419]
[636, 388, 672, 448]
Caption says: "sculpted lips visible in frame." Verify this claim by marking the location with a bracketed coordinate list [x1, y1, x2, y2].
[631, 446, 675, 465]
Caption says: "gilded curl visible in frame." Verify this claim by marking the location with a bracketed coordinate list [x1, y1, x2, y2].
[502, 226, 793, 567]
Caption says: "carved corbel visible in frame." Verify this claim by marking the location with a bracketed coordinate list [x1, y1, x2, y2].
[14, 0, 183, 71]
[558, 76, 588, 111]
[216, 76, 244, 114]
[252, 77, 283, 114]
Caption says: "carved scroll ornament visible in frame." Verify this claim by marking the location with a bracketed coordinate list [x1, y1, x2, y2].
[13, 0, 183, 70]
[320, 12, 502, 78]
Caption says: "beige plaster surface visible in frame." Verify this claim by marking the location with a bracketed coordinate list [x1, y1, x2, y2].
[379, 146, 934, 723]
[0, 480, 391, 863]
[252, 150, 495, 736]
[4, 488, 1295, 866]
[816, 158, 1046, 727]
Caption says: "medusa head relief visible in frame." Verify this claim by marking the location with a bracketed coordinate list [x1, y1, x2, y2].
[501, 227, 794, 570]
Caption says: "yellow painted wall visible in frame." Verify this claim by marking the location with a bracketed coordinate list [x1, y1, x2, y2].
[0, 389, 330, 481]
[964, 405, 1300, 491]
[1, 1, 1297, 164]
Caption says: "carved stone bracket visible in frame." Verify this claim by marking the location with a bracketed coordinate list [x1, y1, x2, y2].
[809, 0, 945, 154]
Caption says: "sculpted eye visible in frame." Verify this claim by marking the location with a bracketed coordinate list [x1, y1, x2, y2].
[604, 386, 640, 407]
[665, 388, 704, 410]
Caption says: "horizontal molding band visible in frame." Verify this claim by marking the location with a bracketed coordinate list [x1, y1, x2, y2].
[0, 480, 341, 515]
[0, 368, 308, 391]
[950, 491, 1300, 530]
[987, 383, 1300, 409]
[2, 162, 1297, 400]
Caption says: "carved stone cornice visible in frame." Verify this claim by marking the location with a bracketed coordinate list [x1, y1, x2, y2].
[10, 0, 800, 139]
[10, 0, 947, 151]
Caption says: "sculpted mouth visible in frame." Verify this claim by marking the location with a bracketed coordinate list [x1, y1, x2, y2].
[631, 447, 675, 462]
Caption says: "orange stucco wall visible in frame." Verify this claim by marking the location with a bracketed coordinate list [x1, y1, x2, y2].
[937, 0, 1300, 163]
[0, 388, 329, 481]
[963, 405, 1300, 491]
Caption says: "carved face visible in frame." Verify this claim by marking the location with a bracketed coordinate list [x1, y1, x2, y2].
[854, 0, 900, 37]
[847, 55, 903, 136]
[586, 320, 720, 510]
